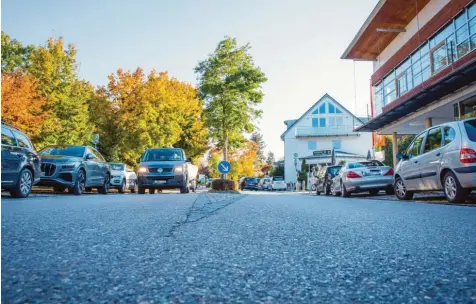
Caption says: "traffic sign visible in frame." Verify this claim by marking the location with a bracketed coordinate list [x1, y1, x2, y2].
[218, 161, 231, 174]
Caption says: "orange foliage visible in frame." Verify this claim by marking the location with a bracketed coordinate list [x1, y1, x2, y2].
[1, 72, 48, 137]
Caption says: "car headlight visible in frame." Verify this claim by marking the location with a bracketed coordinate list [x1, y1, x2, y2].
[61, 164, 76, 170]
[138, 167, 148, 173]
[174, 166, 183, 173]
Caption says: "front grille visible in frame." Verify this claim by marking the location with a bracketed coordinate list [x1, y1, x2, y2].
[148, 176, 173, 181]
[148, 168, 173, 173]
[41, 163, 56, 177]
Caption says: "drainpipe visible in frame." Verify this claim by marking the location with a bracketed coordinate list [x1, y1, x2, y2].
[392, 132, 398, 169]
[425, 117, 433, 129]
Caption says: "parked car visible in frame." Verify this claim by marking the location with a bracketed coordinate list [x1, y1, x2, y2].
[315, 165, 342, 195]
[1, 122, 41, 198]
[137, 148, 196, 194]
[38, 145, 111, 195]
[270, 176, 287, 191]
[331, 160, 394, 197]
[109, 163, 138, 193]
[258, 177, 272, 190]
[241, 177, 259, 190]
[394, 118, 476, 203]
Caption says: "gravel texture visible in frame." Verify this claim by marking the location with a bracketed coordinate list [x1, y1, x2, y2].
[2, 192, 476, 303]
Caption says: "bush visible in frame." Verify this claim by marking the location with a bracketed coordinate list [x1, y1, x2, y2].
[211, 179, 238, 191]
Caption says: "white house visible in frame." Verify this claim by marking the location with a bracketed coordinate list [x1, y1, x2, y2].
[281, 94, 373, 183]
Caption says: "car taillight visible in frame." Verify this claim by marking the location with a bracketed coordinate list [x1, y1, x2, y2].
[347, 171, 361, 178]
[384, 168, 394, 176]
[460, 148, 476, 163]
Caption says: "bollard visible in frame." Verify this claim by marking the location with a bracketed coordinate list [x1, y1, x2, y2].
[296, 182, 300, 192]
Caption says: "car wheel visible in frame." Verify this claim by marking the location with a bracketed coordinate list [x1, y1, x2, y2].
[341, 182, 351, 197]
[119, 179, 126, 194]
[385, 186, 395, 195]
[330, 184, 337, 196]
[150, 188, 156, 194]
[369, 189, 379, 196]
[131, 181, 137, 193]
[72, 169, 86, 196]
[394, 177, 413, 200]
[311, 184, 317, 191]
[138, 186, 145, 194]
[98, 174, 110, 194]
[444, 171, 468, 203]
[10, 168, 33, 198]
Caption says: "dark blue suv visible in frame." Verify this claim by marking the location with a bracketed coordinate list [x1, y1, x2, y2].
[1, 122, 41, 198]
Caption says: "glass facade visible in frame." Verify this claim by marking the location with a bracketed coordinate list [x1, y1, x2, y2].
[373, 3, 475, 116]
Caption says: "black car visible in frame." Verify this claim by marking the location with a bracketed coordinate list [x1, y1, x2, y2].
[37, 145, 111, 195]
[1, 122, 41, 198]
[241, 177, 259, 190]
[315, 165, 342, 196]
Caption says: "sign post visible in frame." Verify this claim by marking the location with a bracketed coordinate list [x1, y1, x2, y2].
[218, 160, 232, 179]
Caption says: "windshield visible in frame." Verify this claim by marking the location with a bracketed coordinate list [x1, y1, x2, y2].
[109, 163, 124, 170]
[245, 178, 257, 182]
[464, 119, 476, 142]
[348, 161, 383, 169]
[143, 149, 184, 161]
[40, 146, 85, 158]
[273, 176, 284, 181]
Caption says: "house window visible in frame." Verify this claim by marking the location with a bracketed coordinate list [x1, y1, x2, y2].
[430, 42, 448, 73]
[308, 141, 316, 150]
[312, 108, 319, 114]
[319, 103, 326, 114]
[312, 118, 319, 127]
[332, 140, 341, 149]
[328, 103, 335, 113]
[320, 118, 326, 127]
[336, 107, 342, 114]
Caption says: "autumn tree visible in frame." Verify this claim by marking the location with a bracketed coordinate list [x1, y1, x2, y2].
[1, 32, 34, 72]
[266, 151, 275, 165]
[195, 37, 267, 161]
[1, 71, 47, 137]
[250, 131, 266, 163]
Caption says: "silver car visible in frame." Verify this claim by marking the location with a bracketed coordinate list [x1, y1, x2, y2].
[394, 118, 476, 203]
[331, 160, 394, 197]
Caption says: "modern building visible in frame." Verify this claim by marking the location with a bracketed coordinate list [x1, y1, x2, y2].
[342, 0, 476, 167]
[281, 94, 373, 183]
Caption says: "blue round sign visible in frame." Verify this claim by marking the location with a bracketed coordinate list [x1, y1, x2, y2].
[218, 161, 232, 174]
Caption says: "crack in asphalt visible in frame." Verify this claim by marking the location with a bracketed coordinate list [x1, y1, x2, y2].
[165, 193, 245, 238]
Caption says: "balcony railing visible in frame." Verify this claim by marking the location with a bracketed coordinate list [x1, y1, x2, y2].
[295, 126, 360, 137]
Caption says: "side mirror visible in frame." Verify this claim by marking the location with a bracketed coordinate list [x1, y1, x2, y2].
[186, 157, 192, 163]
[86, 154, 95, 160]
[396, 153, 408, 160]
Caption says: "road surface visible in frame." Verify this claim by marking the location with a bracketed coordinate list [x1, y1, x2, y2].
[2, 192, 476, 303]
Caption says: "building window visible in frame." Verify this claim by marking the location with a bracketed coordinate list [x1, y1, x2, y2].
[308, 141, 316, 150]
[336, 107, 342, 114]
[312, 118, 318, 127]
[332, 140, 341, 150]
[319, 103, 326, 114]
[396, 73, 407, 96]
[430, 42, 448, 73]
[328, 103, 335, 113]
[320, 118, 326, 127]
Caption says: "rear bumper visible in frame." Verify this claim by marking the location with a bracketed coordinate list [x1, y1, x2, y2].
[345, 176, 393, 193]
[271, 184, 287, 190]
[454, 166, 476, 189]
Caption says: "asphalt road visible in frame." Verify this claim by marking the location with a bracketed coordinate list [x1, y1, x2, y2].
[2, 192, 476, 303]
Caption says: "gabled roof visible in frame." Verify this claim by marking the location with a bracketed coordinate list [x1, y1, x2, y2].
[280, 93, 364, 141]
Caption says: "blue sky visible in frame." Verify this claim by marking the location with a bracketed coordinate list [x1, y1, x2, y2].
[2, 0, 377, 158]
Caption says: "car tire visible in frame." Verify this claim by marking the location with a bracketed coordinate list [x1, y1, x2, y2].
[443, 171, 469, 203]
[369, 189, 379, 196]
[131, 181, 137, 193]
[394, 177, 413, 200]
[10, 168, 33, 198]
[72, 169, 86, 196]
[98, 174, 110, 195]
[341, 182, 351, 197]
[138, 186, 145, 194]
[119, 179, 126, 194]
[385, 186, 395, 195]
[150, 188, 156, 194]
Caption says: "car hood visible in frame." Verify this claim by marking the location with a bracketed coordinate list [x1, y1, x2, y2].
[40, 155, 82, 163]
[140, 161, 184, 167]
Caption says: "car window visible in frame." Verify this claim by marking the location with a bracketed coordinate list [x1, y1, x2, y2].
[144, 149, 184, 161]
[41, 146, 86, 157]
[86, 148, 98, 159]
[443, 126, 456, 145]
[110, 163, 124, 170]
[12, 130, 33, 149]
[464, 119, 476, 142]
[1, 127, 17, 146]
[328, 166, 342, 176]
[273, 177, 284, 181]
[91, 148, 105, 162]
[407, 132, 426, 158]
[423, 127, 442, 153]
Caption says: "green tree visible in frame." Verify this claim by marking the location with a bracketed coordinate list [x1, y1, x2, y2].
[195, 37, 267, 161]
[297, 159, 308, 182]
[271, 165, 284, 177]
[1, 32, 34, 72]
[266, 151, 275, 165]
[250, 131, 266, 163]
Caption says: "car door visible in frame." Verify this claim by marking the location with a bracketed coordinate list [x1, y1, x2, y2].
[91, 147, 107, 185]
[84, 147, 99, 186]
[419, 126, 444, 190]
[400, 132, 427, 190]
[1, 126, 20, 186]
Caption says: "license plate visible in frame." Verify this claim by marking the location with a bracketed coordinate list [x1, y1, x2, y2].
[114, 179, 120, 183]
[154, 180, 166, 184]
